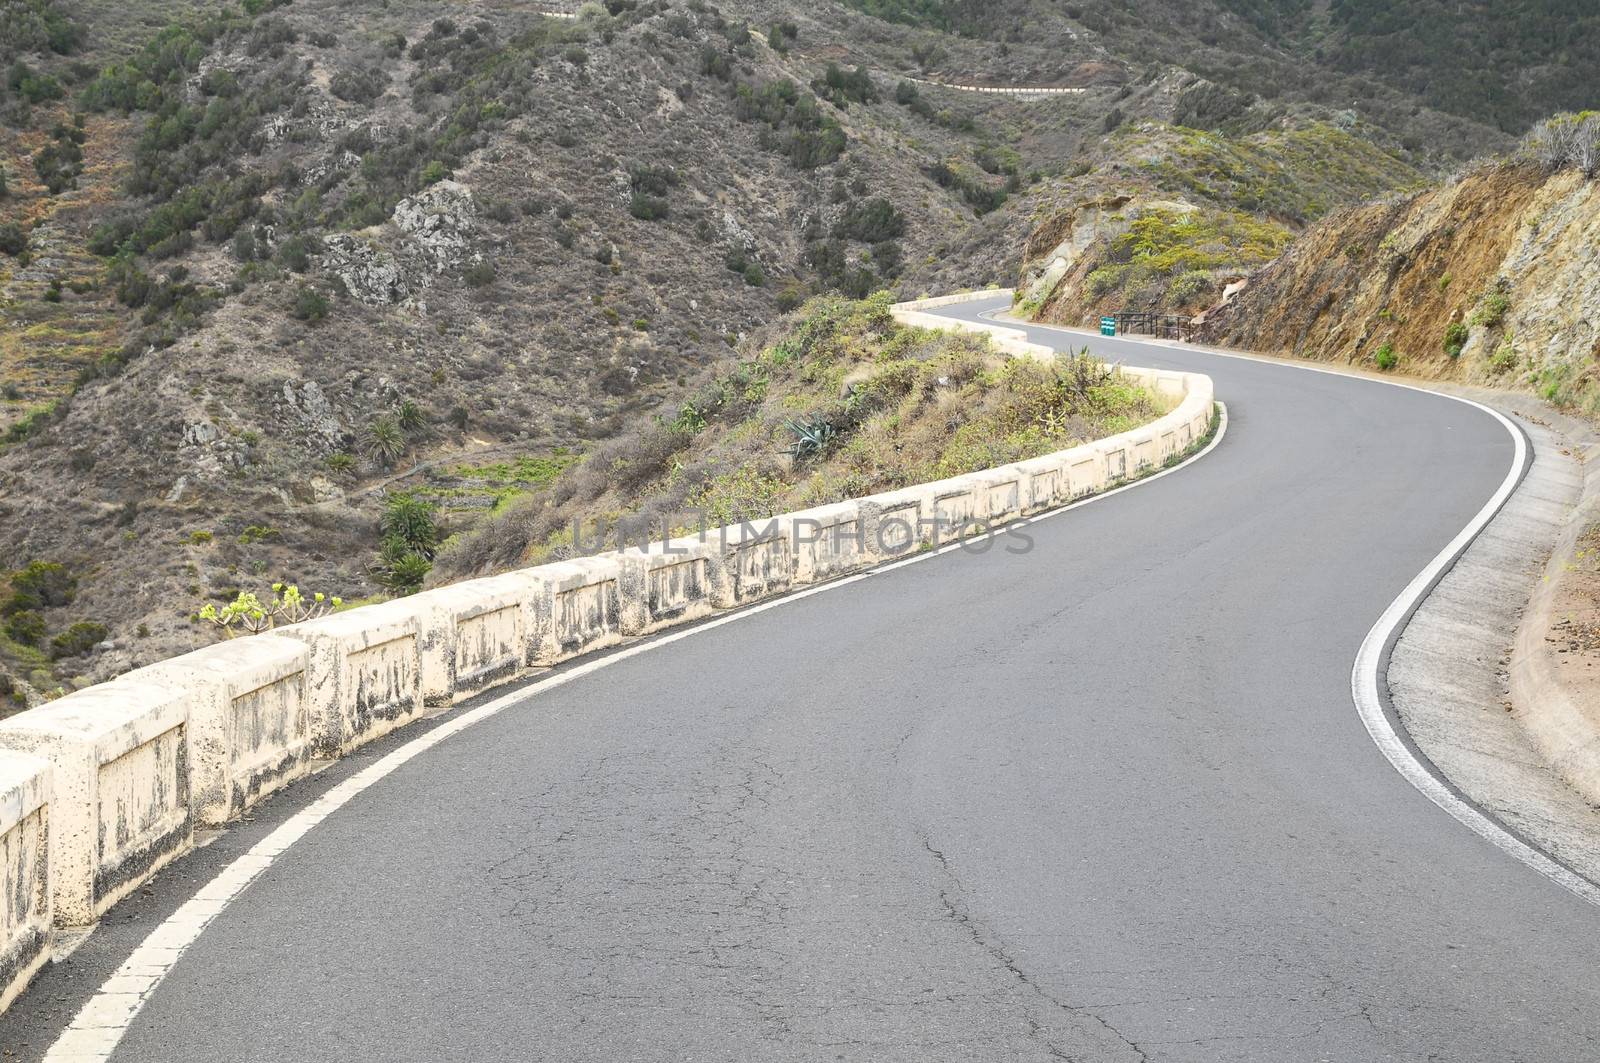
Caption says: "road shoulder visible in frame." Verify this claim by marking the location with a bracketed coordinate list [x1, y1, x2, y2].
[1389, 394, 1600, 884]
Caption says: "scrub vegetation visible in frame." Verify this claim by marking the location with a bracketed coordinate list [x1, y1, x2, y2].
[435, 294, 1166, 577]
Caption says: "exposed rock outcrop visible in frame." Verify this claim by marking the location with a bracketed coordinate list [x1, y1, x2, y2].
[1206, 163, 1600, 410]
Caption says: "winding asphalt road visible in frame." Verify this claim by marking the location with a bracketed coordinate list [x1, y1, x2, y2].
[10, 297, 1600, 1061]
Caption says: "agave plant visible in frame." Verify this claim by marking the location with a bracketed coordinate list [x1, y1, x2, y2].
[783, 414, 836, 462]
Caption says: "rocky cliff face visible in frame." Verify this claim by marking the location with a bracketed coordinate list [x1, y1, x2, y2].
[1014, 120, 1424, 327]
[1207, 164, 1600, 411]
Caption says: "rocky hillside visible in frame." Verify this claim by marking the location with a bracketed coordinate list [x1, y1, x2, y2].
[1012, 119, 1426, 326]
[0, 0, 1581, 706]
[1207, 134, 1600, 411]
[0, 0, 1139, 701]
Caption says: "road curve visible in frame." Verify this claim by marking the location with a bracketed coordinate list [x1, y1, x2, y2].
[12, 297, 1600, 1062]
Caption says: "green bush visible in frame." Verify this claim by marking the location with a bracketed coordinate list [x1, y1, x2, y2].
[237, 525, 279, 545]
[813, 63, 874, 108]
[1442, 320, 1469, 358]
[3, 610, 45, 646]
[733, 79, 846, 170]
[0, 222, 26, 256]
[291, 285, 329, 321]
[1470, 291, 1510, 329]
[628, 193, 669, 220]
[330, 65, 387, 104]
[50, 621, 107, 659]
[0, 1, 85, 57]
[1489, 339, 1519, 374]
[926, 161, 1008, 215]
[1167, 270, 1214, 305]
[6, 60, 63, 104]
[9, 561, 75, 609]
[32, 124, 84, 194]
[463, 261, 496, 287]
[1373, 344, 1398, 371]
[628, 162, 679, 197]
[276, 235, 312, 272]
[973, 143, 1020, 176]
[833, 198, 906, 243]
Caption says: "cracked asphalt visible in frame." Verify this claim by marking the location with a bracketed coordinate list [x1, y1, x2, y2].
[12, 299, 1600, 1062]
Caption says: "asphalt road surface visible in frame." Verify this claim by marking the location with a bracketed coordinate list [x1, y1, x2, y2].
[19, 298, 1600, 1062]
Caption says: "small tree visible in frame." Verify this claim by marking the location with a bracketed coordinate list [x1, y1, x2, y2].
[3, 610, 45, 646]
[291, 285, 329, 321]
[362, 415, 405, 466]
[373, 493, 439, 595]
[0, 222, 27, 257]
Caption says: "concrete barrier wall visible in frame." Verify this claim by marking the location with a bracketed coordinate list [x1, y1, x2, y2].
[528, 558, 625, 664]
[412, 575, 533, 706]
[131, 635, 311, 827]
[0, 682, 192, 928]
[0, 751, 50, 1012]
[611, 541, 718, 635]
[278, 602, 423, 757]
[0, 290, 1214, 1014]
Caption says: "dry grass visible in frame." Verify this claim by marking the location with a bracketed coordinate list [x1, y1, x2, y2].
[434, 292, 1166, 579]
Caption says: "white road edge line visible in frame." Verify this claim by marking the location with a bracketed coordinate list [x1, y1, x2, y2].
[1349, 406, 1600, 908]
[990, 303, 1600, 909]
[41, 401, 1230, 1061]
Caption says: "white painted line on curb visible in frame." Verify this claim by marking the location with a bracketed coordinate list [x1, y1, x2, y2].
[42, 399, 1229, 1061]
[1349, 403, 1600, 908]
[995, 302, 1600, 907]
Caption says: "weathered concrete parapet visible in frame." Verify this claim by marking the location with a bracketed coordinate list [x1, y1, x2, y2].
[277, 603, 423, 757]
[705, 518, 795, 607]
[520, 558, 626, 666]
[789, 501, 869, 584]
[859, 487, 930, 561]
[409, 574, 534, 706]
[0, 682, 192, 927]
[974, 466, 1026, 524]
[0, 751, 50, 1011]
[609, 541, 719, 636]
[129, 635, 311, 827]
[926, 478, 981, 542]
[1016, 453, 1069, 513]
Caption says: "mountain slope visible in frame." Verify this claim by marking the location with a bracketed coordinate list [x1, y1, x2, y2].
[0, 0, 1585, 703]
[1207, 144, 1600, 413]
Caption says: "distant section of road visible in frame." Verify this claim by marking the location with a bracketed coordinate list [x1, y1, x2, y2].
[903, 77, 1086, 97]
[11, 296, 1599, 1063]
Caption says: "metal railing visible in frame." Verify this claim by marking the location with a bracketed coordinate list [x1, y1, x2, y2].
[1112, 311, 1200, 343]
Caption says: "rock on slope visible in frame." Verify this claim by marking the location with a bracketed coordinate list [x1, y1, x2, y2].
[1207, 161, 1600, 411]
